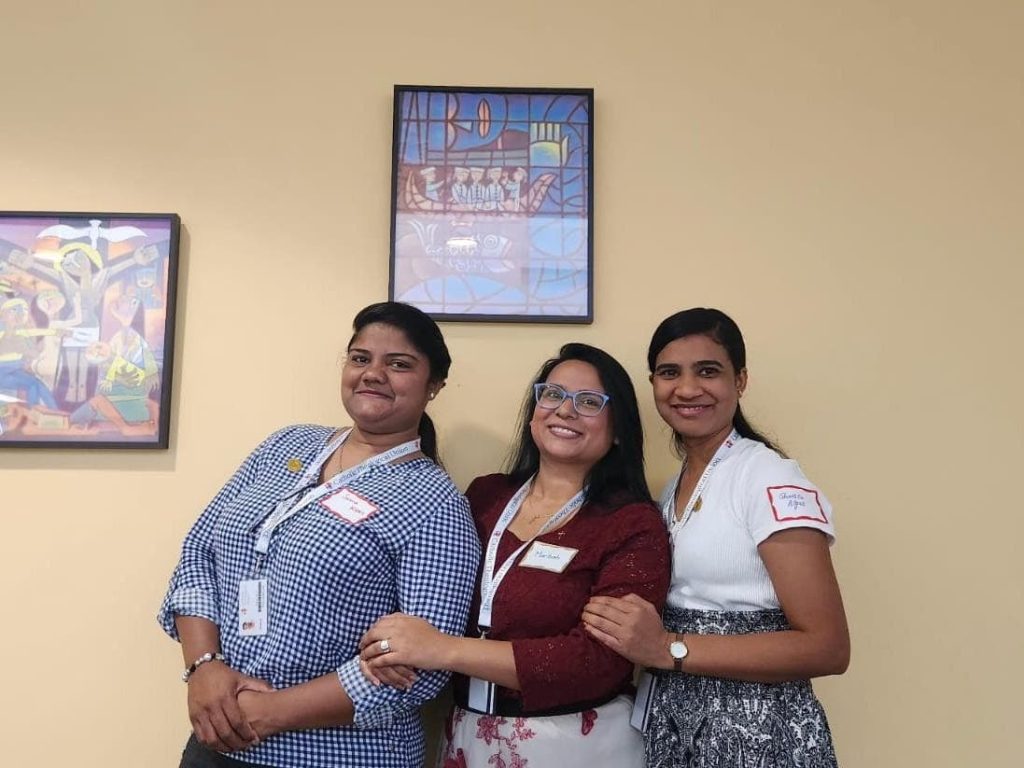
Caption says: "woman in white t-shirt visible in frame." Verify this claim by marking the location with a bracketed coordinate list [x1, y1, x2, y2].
[583, 307, 849, 767]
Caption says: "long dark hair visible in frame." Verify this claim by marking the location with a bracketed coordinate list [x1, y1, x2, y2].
[506, 342, 653, 509]
[348, 301, 451, 462]
[647, 308, 782, 455]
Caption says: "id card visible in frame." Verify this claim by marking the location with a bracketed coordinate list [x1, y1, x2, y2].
[630, 671, 657, 732]
[467, 676, 496, 715]
[239, 578, 269, 636]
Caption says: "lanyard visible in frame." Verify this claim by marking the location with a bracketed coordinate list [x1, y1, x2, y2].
[253, 428, 421, 557]
[665, 429, 740, 531]
[477, 477, 586, 633]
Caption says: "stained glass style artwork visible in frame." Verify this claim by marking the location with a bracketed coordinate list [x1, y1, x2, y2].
[389, 86, 594, 323]
[0, 212, 180, 448]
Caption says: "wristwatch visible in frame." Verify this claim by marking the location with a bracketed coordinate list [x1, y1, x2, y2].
[668, 633, 688, 672]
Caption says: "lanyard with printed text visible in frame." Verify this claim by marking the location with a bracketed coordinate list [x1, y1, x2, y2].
[665, 429, 740, 531]
[477, 477, 586, 634]
[253, 428, 421, 559]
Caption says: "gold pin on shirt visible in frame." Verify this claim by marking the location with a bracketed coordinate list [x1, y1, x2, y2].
[693, 496, 703, 512]
[287, 458, 302, 472]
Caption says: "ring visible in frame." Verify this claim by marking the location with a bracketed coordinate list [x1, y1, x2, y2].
[379, 638, 391, 653]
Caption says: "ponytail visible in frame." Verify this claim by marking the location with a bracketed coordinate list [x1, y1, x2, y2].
[418, 412, 441, 465]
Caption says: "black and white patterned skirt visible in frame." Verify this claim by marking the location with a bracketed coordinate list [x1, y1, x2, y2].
[645, 607, 838, 768]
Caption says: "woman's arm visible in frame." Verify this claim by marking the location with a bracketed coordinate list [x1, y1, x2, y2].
[238, 673, 355, 737]
[365, 502, 672, 711]
[177, 616, 273, 752]
[584, 528, 850, 682]
[361, 616, 520, 690]
[159, 433, 279, 750]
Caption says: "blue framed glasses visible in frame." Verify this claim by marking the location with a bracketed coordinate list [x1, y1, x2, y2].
[533, 383, 611, 417]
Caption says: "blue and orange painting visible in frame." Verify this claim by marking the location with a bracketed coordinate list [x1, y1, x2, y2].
[391, 87, 593, 321]
[0, 213, 179, 446]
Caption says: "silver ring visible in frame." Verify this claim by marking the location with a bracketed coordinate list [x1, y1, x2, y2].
[379, 638, 391, 653]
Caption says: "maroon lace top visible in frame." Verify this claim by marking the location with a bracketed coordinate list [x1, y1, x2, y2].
[452, 473, 671, 714]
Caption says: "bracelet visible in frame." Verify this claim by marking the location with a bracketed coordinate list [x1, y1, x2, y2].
[181, 651, 226, 683]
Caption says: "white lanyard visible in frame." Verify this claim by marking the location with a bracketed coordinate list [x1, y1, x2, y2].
[666, 429, 740, 531]
[253, 428, 421, 557]
[477, 477, 585, 633]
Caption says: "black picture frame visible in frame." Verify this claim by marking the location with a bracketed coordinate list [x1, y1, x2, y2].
[389, 85, 594, 323]
[0, 211, 181, 448]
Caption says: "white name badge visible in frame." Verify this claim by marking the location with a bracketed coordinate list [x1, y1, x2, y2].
[630, 671, 657, 732]
[322, 488, 379, 524]
[766, 485, 828, 524]
[238, 578, 268, 636]
[467, 676, 497, 714]
[518, 541, 578, 573]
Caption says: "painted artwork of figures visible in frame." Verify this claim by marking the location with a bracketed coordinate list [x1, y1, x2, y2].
[0, 213, 180, 447]
[391, 87, 593, 322]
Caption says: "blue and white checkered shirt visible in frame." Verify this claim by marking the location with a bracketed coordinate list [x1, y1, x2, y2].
[158, 424, 480, 768]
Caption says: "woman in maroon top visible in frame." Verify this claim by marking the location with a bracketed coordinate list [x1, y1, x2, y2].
[360, 343, 670, 768]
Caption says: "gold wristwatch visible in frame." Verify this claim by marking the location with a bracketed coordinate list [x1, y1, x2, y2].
[668, 633, 689, 672]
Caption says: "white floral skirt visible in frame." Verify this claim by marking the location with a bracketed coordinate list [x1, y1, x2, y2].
[437, 694, 644, 768]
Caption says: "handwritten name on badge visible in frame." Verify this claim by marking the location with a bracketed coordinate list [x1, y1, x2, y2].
[767, 485, 828, 524]
[322, 488, 379, 524]
[519, 541, 579, 573]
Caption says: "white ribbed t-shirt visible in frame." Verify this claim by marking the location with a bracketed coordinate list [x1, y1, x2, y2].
[661, 437, 836, 612]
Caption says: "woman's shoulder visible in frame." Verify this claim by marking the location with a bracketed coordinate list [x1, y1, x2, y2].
[465, 473, 518, 515]
[728, 436, 792, 475]
[248, 423, 334, 461]
[393, 456, 466, 498]
[731, 436, 814, 484]
[588, 495, 664, 530]
[466, 472, 516, 497]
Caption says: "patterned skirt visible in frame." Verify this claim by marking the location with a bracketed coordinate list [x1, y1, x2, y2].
[438, 694, 644, 768]
[645, 607, 838, 768]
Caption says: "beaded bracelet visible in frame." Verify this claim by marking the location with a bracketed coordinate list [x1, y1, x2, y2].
[181, 651, 226, 683]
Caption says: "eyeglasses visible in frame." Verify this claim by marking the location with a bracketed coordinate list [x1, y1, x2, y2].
[533, 383, 611, 417]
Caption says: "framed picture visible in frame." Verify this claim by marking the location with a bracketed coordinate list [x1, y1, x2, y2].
[0, 212, 181, 448]
[390, 85, 594, 323]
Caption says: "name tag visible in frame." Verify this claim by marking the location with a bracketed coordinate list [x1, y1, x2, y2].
[238, 578, 268, 636]
[519, 541, 578, 573]
[322, 488, 379, 524]
[766, 485, 828, 524]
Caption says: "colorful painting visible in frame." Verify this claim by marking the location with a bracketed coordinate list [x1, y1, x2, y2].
[390, 86, 594, 323]
[0, 212, 180, 448]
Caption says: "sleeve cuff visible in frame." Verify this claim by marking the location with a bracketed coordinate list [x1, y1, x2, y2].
[337, 657, 396, 729]
[158, 587, 220, 640]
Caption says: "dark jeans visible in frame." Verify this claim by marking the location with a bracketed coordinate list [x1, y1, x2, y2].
[179, 735, 267, 768]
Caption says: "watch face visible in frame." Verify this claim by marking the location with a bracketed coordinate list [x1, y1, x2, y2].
[669, 640, 688, 660]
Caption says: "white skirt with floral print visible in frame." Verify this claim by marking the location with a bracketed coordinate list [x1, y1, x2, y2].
[437, 695, 644, 768]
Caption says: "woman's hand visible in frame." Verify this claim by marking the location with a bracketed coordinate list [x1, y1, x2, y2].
[359, 614, 454, 685]
[582, 593, 672, 669]
[187, 662, 274, 752]
[236, 689, 281, 743]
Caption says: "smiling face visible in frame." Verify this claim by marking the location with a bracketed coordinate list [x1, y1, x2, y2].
[529, 359, 614, 472]
[651, 334, 747, 450]
[341, 322, 438, 437]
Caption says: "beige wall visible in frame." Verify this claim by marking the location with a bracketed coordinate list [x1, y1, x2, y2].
[1, 1, 1020, 765]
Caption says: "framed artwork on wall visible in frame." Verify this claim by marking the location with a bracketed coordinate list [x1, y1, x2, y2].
[389, 85, 594, 323]
[0, 212, 181, 448]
